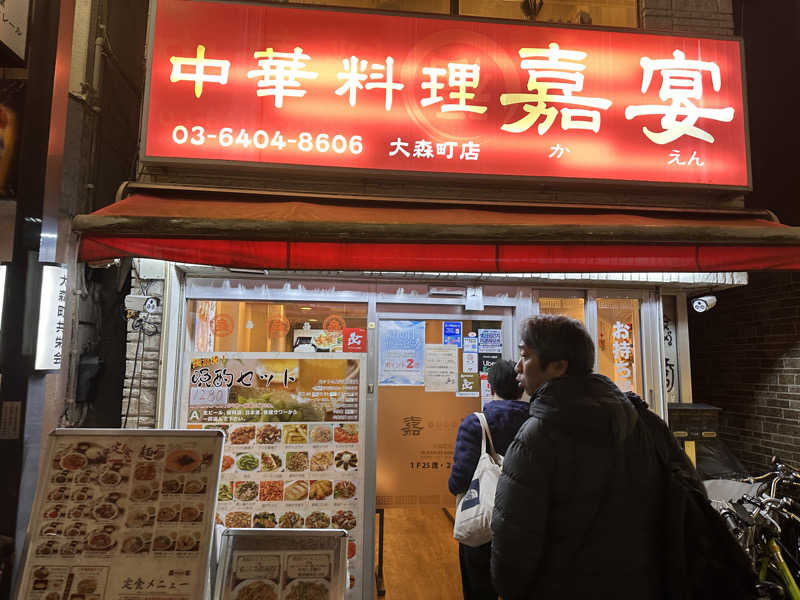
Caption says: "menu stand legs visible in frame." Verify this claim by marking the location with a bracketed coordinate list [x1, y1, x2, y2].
[375, 508, 386, 596]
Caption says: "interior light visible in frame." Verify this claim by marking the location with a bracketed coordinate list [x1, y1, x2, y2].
[299, 306, 313, 311]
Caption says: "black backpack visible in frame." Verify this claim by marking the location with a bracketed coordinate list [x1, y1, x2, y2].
[627, 394, 758, 600]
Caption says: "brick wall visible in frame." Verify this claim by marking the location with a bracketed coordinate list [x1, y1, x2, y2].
[122, 273, 162, 428]
[690, 272, 800, 472]
[641, 0, 734, 35]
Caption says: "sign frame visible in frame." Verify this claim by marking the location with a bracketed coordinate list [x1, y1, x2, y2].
[14, 428, 225, 600]
[213, 527, 348, 600]
[139, 0, 751, 192]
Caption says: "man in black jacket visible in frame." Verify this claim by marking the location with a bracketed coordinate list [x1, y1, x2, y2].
[490, 315, 665, 599]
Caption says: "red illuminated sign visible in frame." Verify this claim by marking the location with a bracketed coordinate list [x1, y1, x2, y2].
[144, 0, 749, 188]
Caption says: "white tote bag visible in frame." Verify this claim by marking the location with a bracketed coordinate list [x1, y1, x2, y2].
[453, 412, 503, 547]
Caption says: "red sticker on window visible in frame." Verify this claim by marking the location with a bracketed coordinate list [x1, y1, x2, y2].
[343, 328, 367, 352]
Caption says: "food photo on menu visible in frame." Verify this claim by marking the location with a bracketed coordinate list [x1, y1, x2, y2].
[226, 550, 335, 600]
[226, 551, 282, 600]
[231, 577, 281, 600]
[283, 552, 334, 600]
[187, 358, 363, 596]
[32, 438, 217, 567]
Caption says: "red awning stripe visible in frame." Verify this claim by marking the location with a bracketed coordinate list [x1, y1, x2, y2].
[78, 236, 800, 272]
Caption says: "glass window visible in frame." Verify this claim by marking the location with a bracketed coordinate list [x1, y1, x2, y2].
[539, 296, 585, 323]
[596, 298, 641, 394]
[459, 0, 638, 27]
[186, 300, 368, 353]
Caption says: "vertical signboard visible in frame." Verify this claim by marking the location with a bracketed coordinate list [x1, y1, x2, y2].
[35, 264, 68, 371]
[662, 297, 681, 404]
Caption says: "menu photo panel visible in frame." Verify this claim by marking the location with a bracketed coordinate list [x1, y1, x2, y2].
[16, 429, 224, 600]
[180, 353, 366, 598]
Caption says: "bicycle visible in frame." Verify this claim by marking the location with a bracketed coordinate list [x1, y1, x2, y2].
[720, 490, 800, 599]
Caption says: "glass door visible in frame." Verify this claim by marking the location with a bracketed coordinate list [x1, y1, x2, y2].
[374, 305, 512, 600]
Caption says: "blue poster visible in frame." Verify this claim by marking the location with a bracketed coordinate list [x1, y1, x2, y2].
[478, 328, 503, 353]
[442, 321, 463, 348]
[379, 320, 426, 386]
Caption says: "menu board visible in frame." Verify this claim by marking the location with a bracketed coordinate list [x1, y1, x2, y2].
[16, 429, 224, 600]
[181, 354, 365, 599]
[225, 550, 334, 600]
[214, 529, 347, 600]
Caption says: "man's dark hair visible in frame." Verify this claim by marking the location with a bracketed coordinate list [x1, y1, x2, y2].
[487, 359, 523, 401]
[520, 314, 595, 375]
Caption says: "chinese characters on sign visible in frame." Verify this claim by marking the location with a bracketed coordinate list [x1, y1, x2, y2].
[401, 416, 424, 437]
[663, 303, 681, 403]
[612, 321, 634, 393]
[625, 50, 735, 145]
[35, 265, 68, 370]
[146, 0, 748, 187]
[500, 43, 611, 135]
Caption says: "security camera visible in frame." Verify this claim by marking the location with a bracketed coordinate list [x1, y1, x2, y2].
[124, 294, 159, 314]
[691, 295, 717, 313]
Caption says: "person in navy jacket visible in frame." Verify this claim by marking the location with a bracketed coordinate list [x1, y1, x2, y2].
[449, 359, 530, 600]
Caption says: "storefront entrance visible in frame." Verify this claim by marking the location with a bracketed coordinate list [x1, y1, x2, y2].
[375, 307, 513, 600]
[154, 272, 688, 599]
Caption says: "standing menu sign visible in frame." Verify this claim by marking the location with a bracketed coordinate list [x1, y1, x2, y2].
[214, 528, 347, 600]
[15, 429, 224, 600]
[181, 354, 365, 598]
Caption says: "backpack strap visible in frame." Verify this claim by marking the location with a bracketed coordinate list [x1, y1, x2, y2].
[473, 412, 498, 459]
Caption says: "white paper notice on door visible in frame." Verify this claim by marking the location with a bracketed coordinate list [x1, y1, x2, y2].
[462, 351, 478, 373]
[424, 344, 458, 392]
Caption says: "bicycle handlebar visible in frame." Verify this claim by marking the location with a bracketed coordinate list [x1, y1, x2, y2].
[720, 508, 742, 534]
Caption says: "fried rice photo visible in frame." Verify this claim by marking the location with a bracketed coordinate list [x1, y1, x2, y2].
[284, 580, 328, 600]
[233, 579, 278, 600]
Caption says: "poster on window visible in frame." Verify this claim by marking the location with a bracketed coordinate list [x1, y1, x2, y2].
[379, 320, 425, 386]
[181, 353, 366, 599]
[442, 321, 462, 348]
[478, 329, 502, 354]
[424, 344, 458, 392]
